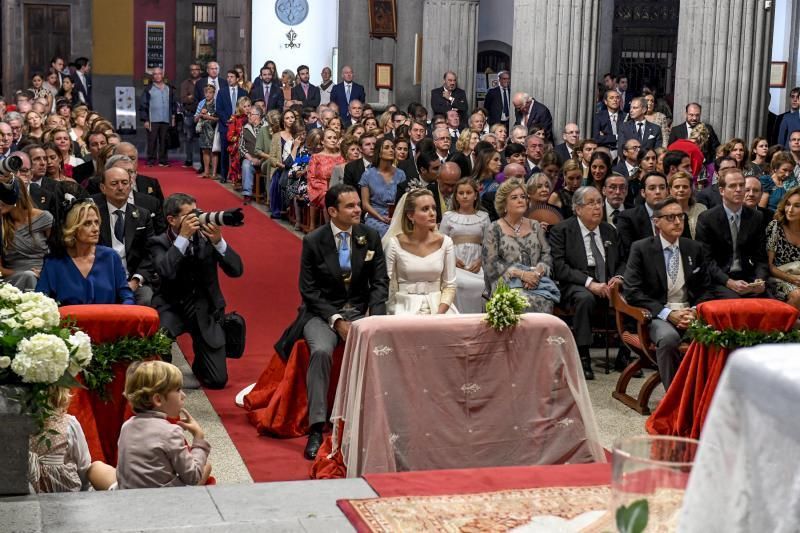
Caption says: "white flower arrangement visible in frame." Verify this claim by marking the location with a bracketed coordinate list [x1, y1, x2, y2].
[485, 279, 528, 331]
[0, 283, 94, 426]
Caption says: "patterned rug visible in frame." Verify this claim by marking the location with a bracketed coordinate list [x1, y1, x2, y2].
[340, 485, 612, 532]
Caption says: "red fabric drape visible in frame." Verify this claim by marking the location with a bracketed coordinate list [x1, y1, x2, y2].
[647, 299, 798, 438]
[63, 305, 161, 465]
[310, 421, 347, 479]
[244, 341, 344, 438]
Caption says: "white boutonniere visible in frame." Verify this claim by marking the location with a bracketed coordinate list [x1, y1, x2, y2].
[603, 240, 613, 248]
[355, 235, 367, 246]
[131, 210, 139, 219]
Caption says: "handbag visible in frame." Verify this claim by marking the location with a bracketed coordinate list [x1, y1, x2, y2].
[221, 311, 246, 359]
[166, 125, 181, 150]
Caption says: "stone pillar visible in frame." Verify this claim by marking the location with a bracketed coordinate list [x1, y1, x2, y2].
[674, 0, 774, 141]
[512, 0, 600, 139]
[421, 0, 480, 114]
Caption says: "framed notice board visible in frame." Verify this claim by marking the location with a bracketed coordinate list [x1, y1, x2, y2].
[146, 21, 166, 72]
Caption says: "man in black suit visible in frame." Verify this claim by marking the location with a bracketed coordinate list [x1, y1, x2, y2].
[744, 176, 774, 236]
[593, 90, 624, 159]
[618, 97, 662, 153]
[523, 134, 545, 178]
[276, 184, 388, 460]
[329, 66, 366, 123]
[624, 197, 711, 391]
[696, 156, 737, 209]
[550, 186, 625, 380]
[615, 171, 669, 258]
[69, 57, 92, 109]
[149, 193, 243, 389]
[667, 103, 721, 163]
[343, 133, 377, 188]
[554, 123, 580, 164]
[430, 71, 468, 129]
[13, 150, 56, 214]
[217, 70, 248, 182]
[601, 174, 628, 228]
[396, 152, 447, 221]
[93, 167, 157, 306]
[248, 66, 284, 111]
[613, 138, 641, 178]
[483, 70, 511, 128]
[512, 91, 553, 141]
[193, 61, 221, 107]
[695, 168, 768, 300]
[617, 75, 633, 114]
[291, 65, 321, 108]
[103, 154, 167, 234]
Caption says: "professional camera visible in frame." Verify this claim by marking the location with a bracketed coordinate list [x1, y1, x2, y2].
[192, 207, 245, 227]
[0, 155, 22, 175]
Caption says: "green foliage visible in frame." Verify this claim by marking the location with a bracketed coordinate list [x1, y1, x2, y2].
[687, 319, 800, 348]
[81, 331, 173, 398]
[485, 279, 528, 331]
[616, 499, 649, 533]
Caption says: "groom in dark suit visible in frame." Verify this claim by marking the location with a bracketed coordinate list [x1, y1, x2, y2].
[276, 184, 388, 460]
[550, 186, 625, 380]
[624, 197, 711, 390]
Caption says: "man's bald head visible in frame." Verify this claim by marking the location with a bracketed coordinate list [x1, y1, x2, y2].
[114, 142, 138, 158]
[438, 162, 462, 197]
[503, 162, 526, 181]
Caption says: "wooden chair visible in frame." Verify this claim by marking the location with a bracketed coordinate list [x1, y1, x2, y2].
[253, 168, 264, 204]
[608, 284, 662, 415]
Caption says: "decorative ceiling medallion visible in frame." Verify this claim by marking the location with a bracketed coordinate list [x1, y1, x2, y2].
[275, 0, 309, 26]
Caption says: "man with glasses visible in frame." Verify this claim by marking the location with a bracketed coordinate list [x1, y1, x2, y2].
[555, 123, 580, 164]
[601, 174, 627, 227]
[613, 139, 641, 178]
[484, 70, 511, 128]
[432, 127, 452, 164]
[104, 154, 167, 234]
[550, 186, 626, 380]
[668, 102, 720, 163]
[92, 166, 157, 306]
[624, 197, 711, 391]
[695, 168, 768, 299]
[10, 150, 54, 213]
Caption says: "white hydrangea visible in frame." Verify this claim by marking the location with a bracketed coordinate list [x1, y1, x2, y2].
[66, 331, 93, 376]
[0, 356, 10, 368]
[0, 283, 22, 304]
[10, 333, 69, 383]
[14, 292, 61, 329]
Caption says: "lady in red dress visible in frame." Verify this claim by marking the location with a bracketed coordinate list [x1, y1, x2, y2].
[226, 97, 251, 188]
[306, 128, 345, 230]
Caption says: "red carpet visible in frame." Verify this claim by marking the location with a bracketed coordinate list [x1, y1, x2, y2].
[147, 165, 312, 481]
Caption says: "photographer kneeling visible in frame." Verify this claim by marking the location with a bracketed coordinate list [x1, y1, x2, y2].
[149, 193, 243, 389]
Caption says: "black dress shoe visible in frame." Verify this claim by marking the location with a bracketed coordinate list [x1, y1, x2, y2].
[580, 357, 595, 380]
[304, 432, 323, 460]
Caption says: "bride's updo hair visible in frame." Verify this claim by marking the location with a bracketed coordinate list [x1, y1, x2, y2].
[402, 188, 435, 235]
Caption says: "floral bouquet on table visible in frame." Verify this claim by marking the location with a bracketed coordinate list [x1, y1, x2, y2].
[0, 283, 92, 429]
[485, 279, 528, 332]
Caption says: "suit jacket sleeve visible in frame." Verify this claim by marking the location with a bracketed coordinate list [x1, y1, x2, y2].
[622, 242, 664, 317]
[132, 211, 157, 282]
[550, 222, 589, 287]
[615, 211, 636, 259]
[299, 236, 341, 322]
[366, 232, 389, 315]
[307, 86, 321, 108]
[215, 243, 244, 278]
[693, 211, 729, 286]
[149, 236, 188, 282]
[667, 124, 680, 145]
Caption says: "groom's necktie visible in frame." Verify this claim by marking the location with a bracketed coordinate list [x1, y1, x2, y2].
[338, 232, 351, 274]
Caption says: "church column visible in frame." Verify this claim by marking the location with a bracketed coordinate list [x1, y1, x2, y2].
[512, 0, 600, 139]
[674, 0, 774, 141]
[421, 0, 480, 115]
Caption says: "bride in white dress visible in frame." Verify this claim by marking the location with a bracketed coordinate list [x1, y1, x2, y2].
[384, 188, 458, 315]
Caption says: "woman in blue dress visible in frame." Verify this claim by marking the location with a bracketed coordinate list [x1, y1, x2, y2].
[36, 201, 134, 305]
[359, 138, 406, 236]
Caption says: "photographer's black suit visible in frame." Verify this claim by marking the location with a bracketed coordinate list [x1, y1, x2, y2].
[276, 222, 388, 427]
[149, 231, 243, 388]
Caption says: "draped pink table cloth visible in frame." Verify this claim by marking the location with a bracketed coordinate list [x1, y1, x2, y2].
[329, 314, 606, 478]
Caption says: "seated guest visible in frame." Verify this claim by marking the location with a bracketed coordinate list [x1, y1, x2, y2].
[148, 193, 243, 389]
[307, 128, 345, 229]
[744, 176, 774, 234]
[759, 151, 797, 211]
[112, 142, 165, 204]
[329, 136, 361, 188]
[471, 148, 502, 198]
[0, 182, 53, 290]
[104, 155, 167, 234]
[439, 178, 491, 313]
[601, 173, 628, 228]
[550, 186, 625, 380]
[239, 106, 263, 205]
[92, 167, 157, 306]
[275, 184, 388, 460]
[501, 142, 526, 173]
[450, 129, 480, 177]
[360, 137, 406, 237]
[696, 156, 737, 209]
[669, 171, 706, 238]
[767, 188, 800, 309]
[117, 361, 211, 489]
[695, 168, 768, 299]
[385, 189, 457, 315]
[616, 171, 669, 258]
[613, 138, 641, 178]
[586, 151, 612, 191]
[37, 201, 134, 305]
[526, 172, 562, 231]
[549, 160, 583, 219]
[482, 178, 558, 313]
[623, 197, 711, 391]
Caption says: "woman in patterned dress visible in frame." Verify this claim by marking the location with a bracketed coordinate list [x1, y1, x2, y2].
[306, 128, 345, 230]
[767, 188, 800, 309]
[482, 179, 558, 313]
[226, 96, 251, 187]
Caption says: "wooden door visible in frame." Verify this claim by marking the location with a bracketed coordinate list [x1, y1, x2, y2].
[24, 4, 71, 83]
